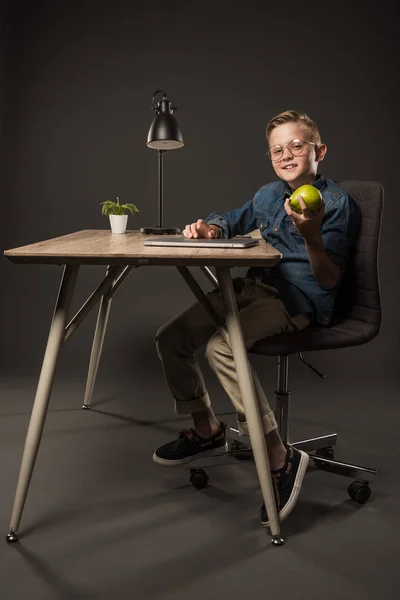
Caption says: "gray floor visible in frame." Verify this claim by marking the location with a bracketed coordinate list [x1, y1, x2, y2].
[0, 360, 399, 599]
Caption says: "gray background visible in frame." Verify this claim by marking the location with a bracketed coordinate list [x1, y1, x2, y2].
[1, 0, 399, 382]
[1, 2, 400, 599]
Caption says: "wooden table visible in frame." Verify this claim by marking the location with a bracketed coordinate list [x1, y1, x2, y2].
[4, 230, 285, 545]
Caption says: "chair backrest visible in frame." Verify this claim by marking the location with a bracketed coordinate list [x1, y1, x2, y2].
[332, 181, 383, 328]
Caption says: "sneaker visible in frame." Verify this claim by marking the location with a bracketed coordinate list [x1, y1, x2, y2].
[153, 422, 228, 466]
[260, 443, 309, 526]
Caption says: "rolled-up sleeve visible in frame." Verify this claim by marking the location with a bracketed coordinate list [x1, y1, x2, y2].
[204, 197, 259, 238]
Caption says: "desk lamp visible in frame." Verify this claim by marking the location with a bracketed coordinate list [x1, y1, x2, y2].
[140, 90, 184, 234]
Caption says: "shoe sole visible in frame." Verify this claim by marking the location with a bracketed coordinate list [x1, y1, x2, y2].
[261, 449, 309, 527]
[153, 441, 229, 466]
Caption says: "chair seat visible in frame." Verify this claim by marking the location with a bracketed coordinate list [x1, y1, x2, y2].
[249, 317, 380, 356]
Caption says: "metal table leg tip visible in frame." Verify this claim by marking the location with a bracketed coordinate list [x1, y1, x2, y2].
[271, 535, 285, 546]
[6, 531, 19, 543]
[82, 405, 91, 410]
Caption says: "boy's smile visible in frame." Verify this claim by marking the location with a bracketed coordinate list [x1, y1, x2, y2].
[268, 123, 327, 191]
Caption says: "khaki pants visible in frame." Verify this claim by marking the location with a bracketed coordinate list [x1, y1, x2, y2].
[155, 278, 310, 435]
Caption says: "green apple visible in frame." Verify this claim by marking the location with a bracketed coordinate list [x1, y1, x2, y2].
[289, 184, 322, 214]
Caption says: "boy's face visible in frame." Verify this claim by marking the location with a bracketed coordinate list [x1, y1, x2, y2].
[268, 122, 327, 190]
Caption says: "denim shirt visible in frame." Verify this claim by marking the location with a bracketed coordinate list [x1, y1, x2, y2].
[205, 175, 360, 325]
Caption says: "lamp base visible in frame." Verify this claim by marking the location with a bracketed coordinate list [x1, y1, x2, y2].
[140, 226, 182, 235]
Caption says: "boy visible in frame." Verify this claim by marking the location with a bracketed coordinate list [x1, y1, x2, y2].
[153, 110, 360, 525]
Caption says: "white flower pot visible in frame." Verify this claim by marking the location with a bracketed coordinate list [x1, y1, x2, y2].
[109, 214, 128, 234]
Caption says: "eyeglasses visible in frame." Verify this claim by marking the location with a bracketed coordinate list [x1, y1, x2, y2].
[267, 139, 318, 162]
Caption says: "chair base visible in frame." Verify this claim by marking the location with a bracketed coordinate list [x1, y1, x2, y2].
[290, 432, 337, 453]
[270, 357, 377, 484]
[228, 427, 376, 483]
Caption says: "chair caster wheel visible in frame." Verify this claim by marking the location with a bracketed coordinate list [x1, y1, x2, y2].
[313, 446, 334, 468]
[348, 481, 371, 504]
[190, 468, 209, 490]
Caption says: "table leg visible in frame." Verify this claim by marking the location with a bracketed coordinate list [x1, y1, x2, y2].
[82, 266, 113, 409]
[215, 267, 283, 545]
[6, 264, 80, 543]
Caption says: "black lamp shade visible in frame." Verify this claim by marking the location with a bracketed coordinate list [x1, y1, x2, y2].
[147, 114, 184, 150]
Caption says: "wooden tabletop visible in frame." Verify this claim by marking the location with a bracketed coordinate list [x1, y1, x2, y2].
[4, 230, 282, 267]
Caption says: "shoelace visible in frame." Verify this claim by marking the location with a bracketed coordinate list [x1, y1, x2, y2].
[178, 428, 199, 442]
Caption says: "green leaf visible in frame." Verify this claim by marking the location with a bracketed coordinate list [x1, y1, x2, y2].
[120, 203, 139, 215]
[100, 198, 139, 215]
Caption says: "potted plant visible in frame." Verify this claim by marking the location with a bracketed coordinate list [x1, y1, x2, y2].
[100, 197, 139, 234]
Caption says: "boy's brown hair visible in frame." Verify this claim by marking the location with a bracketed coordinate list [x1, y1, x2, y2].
[266, 110, 321, 145]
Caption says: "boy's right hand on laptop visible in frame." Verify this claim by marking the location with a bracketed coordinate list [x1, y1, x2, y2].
[183, 220, 218, 239]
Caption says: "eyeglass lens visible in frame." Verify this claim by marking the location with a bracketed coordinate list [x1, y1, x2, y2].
[268, 140, 306, 160]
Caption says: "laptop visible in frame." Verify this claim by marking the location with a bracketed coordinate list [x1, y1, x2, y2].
[142, 236, 259, 249]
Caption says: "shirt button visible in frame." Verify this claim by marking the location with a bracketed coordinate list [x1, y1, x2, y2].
[273, 226, 278, 232]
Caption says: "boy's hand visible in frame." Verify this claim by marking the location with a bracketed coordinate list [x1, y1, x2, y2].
[183, 219, 217, 239]
[285, 195, 325, 242]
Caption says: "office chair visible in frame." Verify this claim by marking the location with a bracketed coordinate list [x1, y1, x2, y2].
[189, 180, 383, 503]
